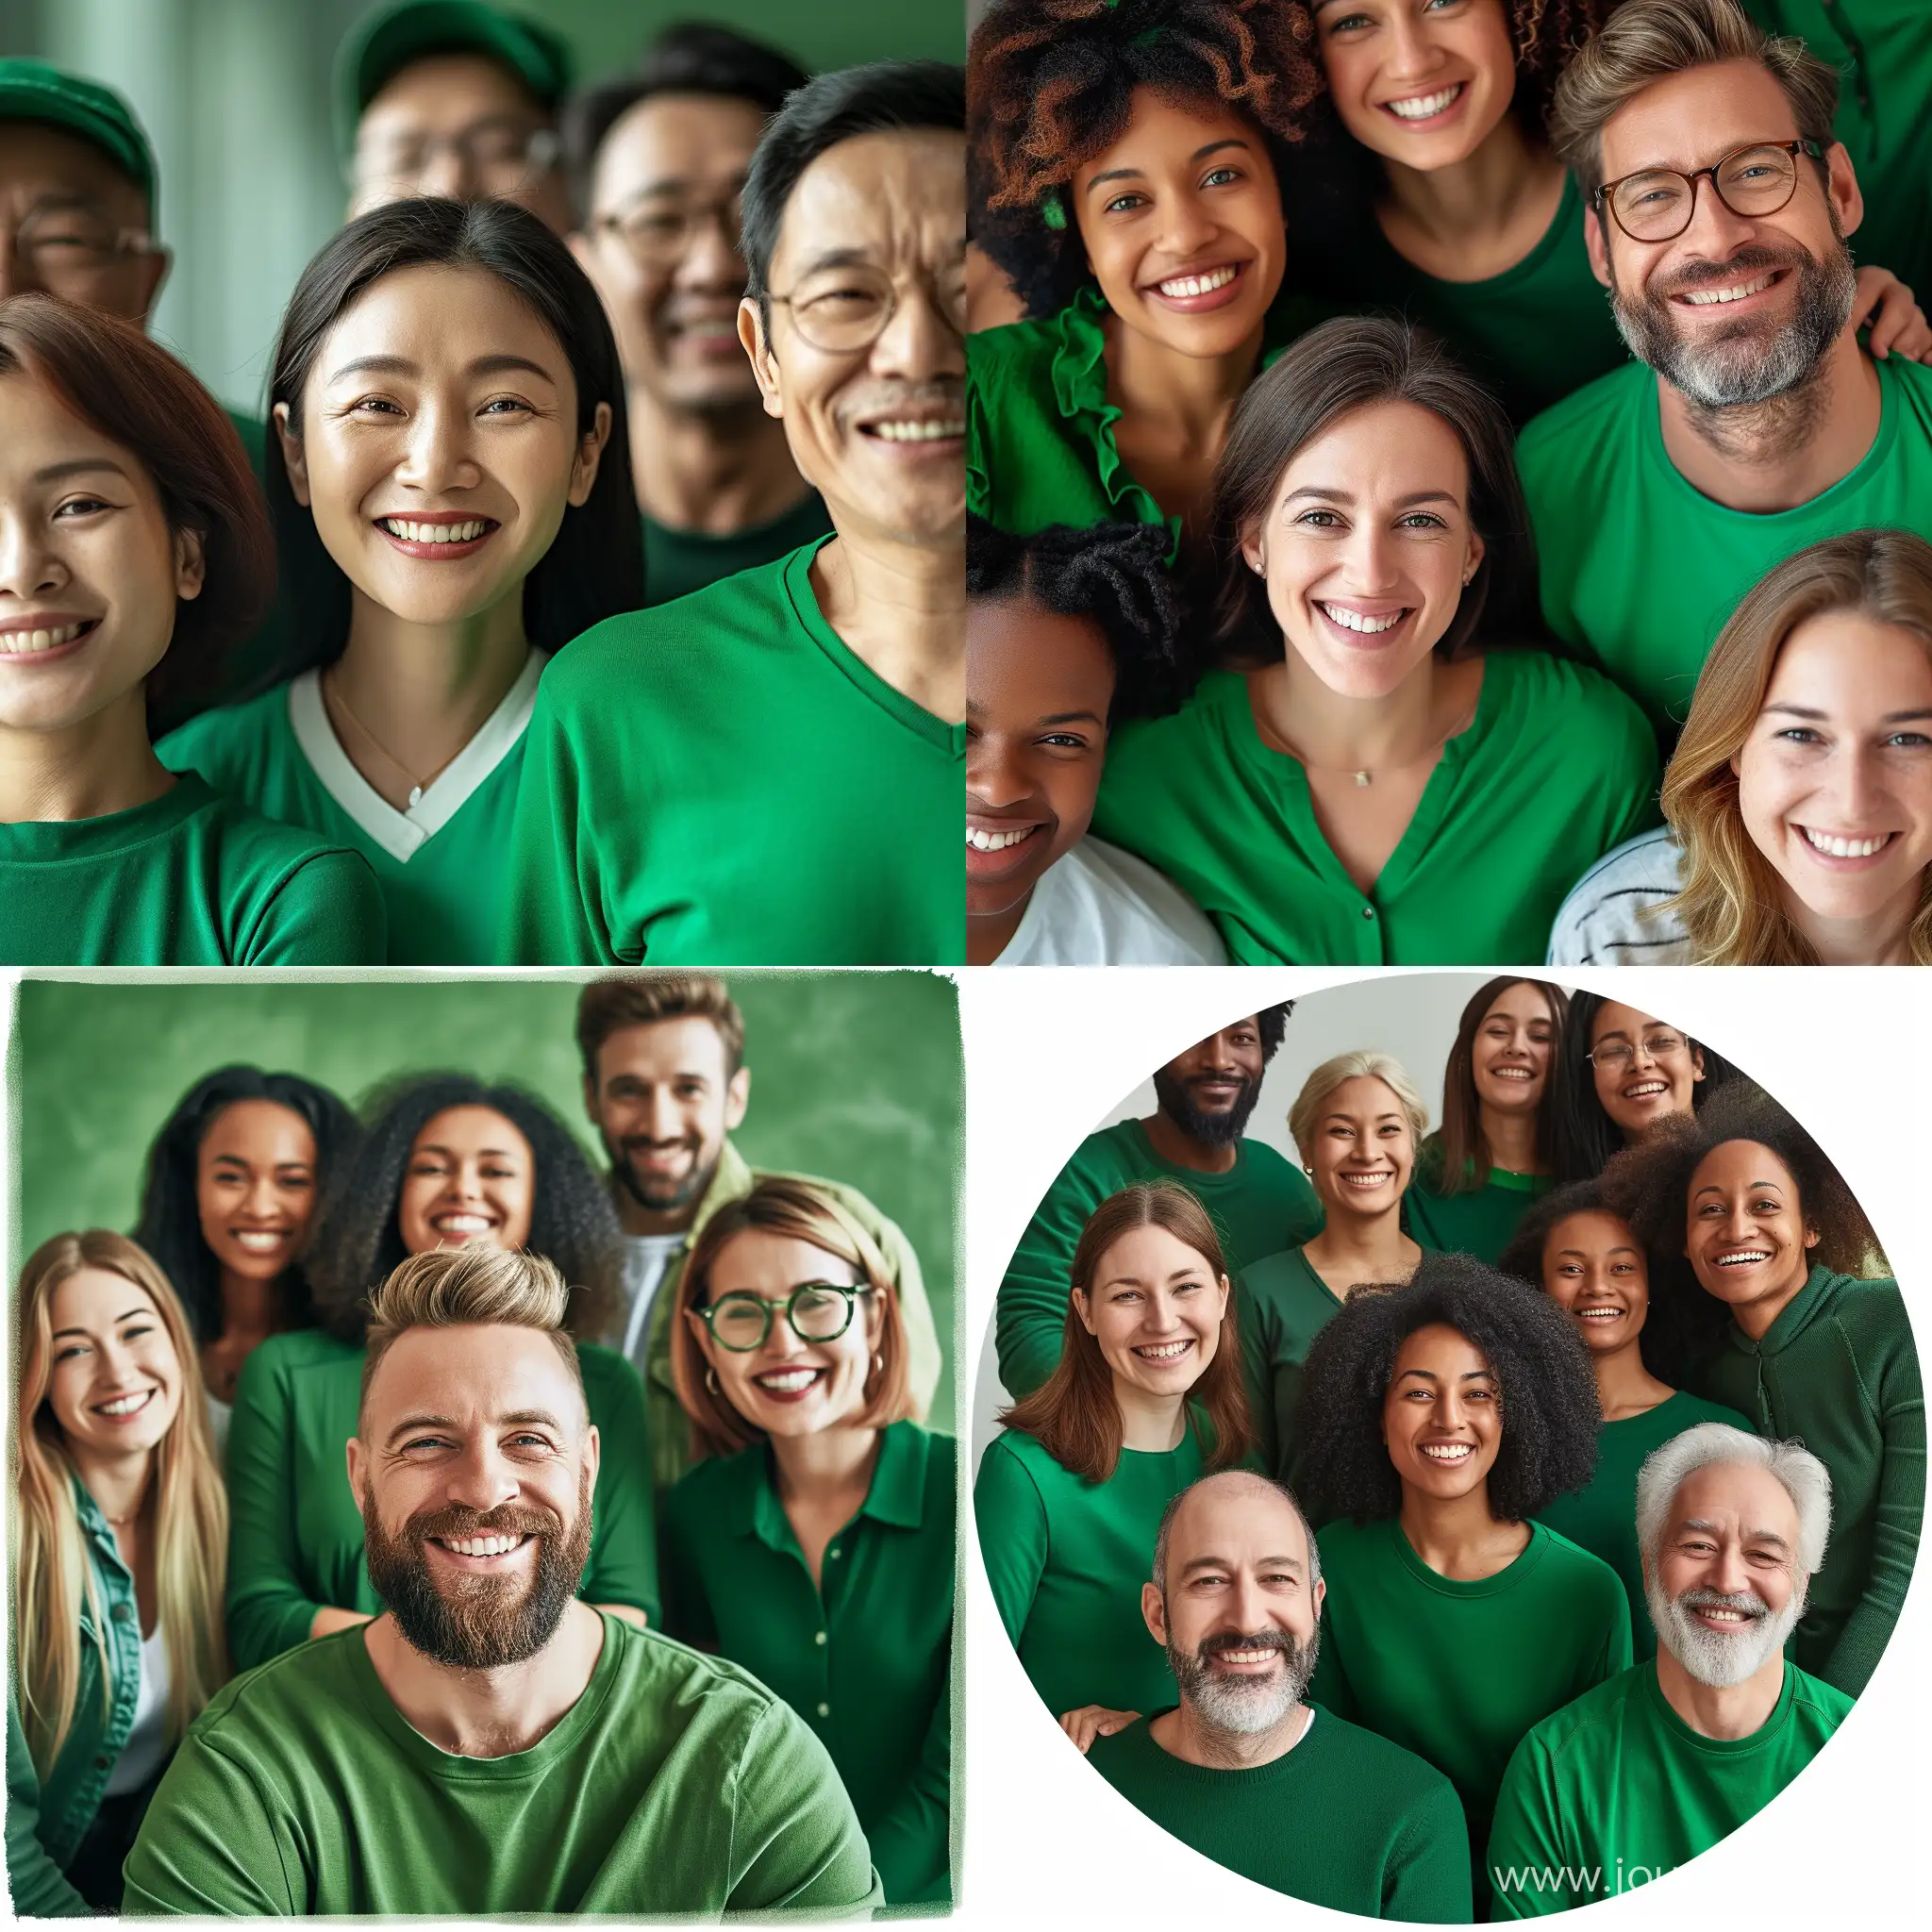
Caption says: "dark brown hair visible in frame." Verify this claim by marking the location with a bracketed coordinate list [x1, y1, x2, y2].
[1001, 1180, 1252, 1484]
[0, 293, 274, 720]
[1208, 315, 1533, 662]
[575, 974, 746, 1083]
[1423, 977, 1571, 1197]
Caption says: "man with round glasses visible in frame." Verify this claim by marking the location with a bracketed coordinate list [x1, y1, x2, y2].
[566, 25, 834, 607]
[503, 61, 966, 967]
[1516, 0, 1932, 740]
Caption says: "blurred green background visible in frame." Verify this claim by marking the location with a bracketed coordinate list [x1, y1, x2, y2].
[0, 0, 966, 416]
[14, 971, 963, 1429]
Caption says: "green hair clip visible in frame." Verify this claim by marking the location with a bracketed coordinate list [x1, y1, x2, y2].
[1041, 192, 1068, 231]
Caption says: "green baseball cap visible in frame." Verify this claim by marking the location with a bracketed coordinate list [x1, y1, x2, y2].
[336, 1, 574, 159]
[0, 58, 158, 209]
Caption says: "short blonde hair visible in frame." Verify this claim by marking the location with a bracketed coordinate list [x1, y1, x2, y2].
[1289, 1051, 1430, 1157]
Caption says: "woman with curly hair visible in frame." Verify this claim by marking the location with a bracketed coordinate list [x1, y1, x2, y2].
[130, 1067, 359, 1439]
[1297, 1255, 1629, 1906]
[1603, 1080, 1919, 1697]
[1551, 529, 1932, 967]
[967, 0, 1325, 553]
[974, 1181, 1253, 1740]
[221, 1074, 656, 1671]
[1498, 1176, 1752, 1655]
[967, 515, 1224, 964]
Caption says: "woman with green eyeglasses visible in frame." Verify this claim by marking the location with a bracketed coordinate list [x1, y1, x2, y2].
[662, 1177, 954, 1907]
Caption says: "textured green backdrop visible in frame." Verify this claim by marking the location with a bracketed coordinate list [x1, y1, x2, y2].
[13, 971, 961, 1430]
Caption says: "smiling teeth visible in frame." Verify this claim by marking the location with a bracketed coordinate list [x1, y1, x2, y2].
[1421, 1441, 1473, 1460]
[1624, 1081, 1668, 1098]
[381, 519, 488, 542]
[1341, 1172, 1391, 1187]
[967, 825, 1036, 851]
[0, 621, 90, 653]
[97, 1391, 152, 1416]
[1802, 827, 1890, 858]
[1491, 1066, 1533, 1079]
[1217, 1648, 1276, 1665]
[1135, 1340, 1192, 1360]
[1158, 264, 1238, 298]
[1682, 273, 1776, 306]
[1386, 85, 1460, 120]
[435, 1214, 492, 1234]
[233, 1230, 286, 1251]
[1577, 1307, 1623, 1321]
[756, 1369, 821, 1391]
[871, 420, 962, 441]
[1716, 1250, 1773, 1267]
[442, 1533, 522, 1557]
[1319, 603, 1403, 634]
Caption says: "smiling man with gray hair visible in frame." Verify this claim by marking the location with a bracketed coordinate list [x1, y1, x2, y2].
[1487, 1423, 1855, 1915]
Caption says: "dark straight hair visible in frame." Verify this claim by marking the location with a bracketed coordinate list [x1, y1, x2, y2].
[1208, 315, 1535, 664]
[263, 196, 642, 682]
[1423, 976, 1571, 1198]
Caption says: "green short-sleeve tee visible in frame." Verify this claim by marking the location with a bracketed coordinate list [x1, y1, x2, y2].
[1407, 1161, 1552, 1267]
[641, 493, 835, 607]
[1487, 1658, 1853, 1915]
[1518, 353, 1932, 734]
[1693, 1265, 1924, 1698]
[224, 1330, 658, 1672]
[0, 773, 384, 965]
[660, 1424, 954, 1906]
[1091, 653, 1658, 966]
[974, 1420, 1206, 1722]
[1312, 1516, 1633, 1907]
[1240, 1244, 1350, 1481]
[995, 1118, 1324, 1399]
[501, 539, 964, 965]
[1090, 1706, 1473, 1923]
[1537, 1391, 1756, 1660]
[121, 1614, 880, 1916]
[158, 656, 542, 964]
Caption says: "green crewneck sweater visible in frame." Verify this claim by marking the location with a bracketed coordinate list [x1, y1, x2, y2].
[1693, 1264, 1923, 1697]
[1239, 1242, 1352, 1481]
[1407, 1158, 1552, 1267]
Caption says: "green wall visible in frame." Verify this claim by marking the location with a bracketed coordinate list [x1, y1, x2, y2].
[13, 971, 962, 1430]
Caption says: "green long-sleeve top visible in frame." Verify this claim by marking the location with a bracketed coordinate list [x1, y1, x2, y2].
[1407, 1158, 1552, 1267]
[660, 1423, 954, 1907]
[974, 1418, 1206, 1723]
[1692, 1264, 1924, 1697]
[995, 1117, 1323, 1400]
[224, 1329, 658, 1671]
[1239, 1243, 1351, 1481]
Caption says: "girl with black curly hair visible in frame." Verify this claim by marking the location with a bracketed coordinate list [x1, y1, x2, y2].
[1498, 1176, 1752, 1657]
[1296, 1254, 1629, 1906]
[222, 1074, 656, 1673]
[1602, 1080, 1916, 1698]
[967, 516, 1224, 963]
[967, 0, 1325, 553]
[131, 1067, 359, 1437]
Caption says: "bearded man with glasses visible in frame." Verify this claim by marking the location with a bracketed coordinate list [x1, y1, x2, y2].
[1516, 0, 1932, 741]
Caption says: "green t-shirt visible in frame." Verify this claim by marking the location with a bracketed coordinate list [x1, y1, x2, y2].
[1518, 352, 1932, 734]
[501, 539, 964, 965]
[1293, 174, 1628, 426]
[120, 1614, 880, 1916]
[1407, 1162, 1553, 1267]
[1537, 1390, 1756, 1661]
[1694, 1265, 1924, 1698]
[1090, 1705, 1472, 1923]
[158, 656, 541, 964]
[660, 1424, 955, 1907]
[1091, 654, 1658, 966]
[1312, 1516, 1633, 1907]
[974, 1420, 1206, 1722]
[1487, 1659, 1853, 1915]
[223, 1329, 658, 1673]
[995, 1117, 1324, 1399]
[1240, 1243, 1352, 1482]
[0, 772, 384, 965]
[641, 491, 835, 607]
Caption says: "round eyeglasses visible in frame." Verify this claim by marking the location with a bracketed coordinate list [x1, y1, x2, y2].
[3, 206, 158, 292]
[1596, 140, 1824, 244]
[694, 1282, 874, 1352]
[592, 191, 743, 268]
[767, 265, 969, 354]
[351, 123, 562, 199]
[1586, 1032, 1690, 1073]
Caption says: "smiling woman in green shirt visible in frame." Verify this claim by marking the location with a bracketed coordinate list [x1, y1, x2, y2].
[225, 1077, 658, 1672]
[975, 1181, 1255, 1735]
[0, 296, 384, 964]
[1092, 319, 1657, 966]
[660, 1178, 953, 1907]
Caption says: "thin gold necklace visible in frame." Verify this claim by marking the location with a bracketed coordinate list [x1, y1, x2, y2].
[324, 665, 439, 808]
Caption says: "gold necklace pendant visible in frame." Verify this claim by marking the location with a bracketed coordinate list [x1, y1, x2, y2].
[1354, 770, 1372, 787]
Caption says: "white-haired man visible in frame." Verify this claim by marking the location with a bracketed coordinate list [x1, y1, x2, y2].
[1487, 1424, 1853, 1915]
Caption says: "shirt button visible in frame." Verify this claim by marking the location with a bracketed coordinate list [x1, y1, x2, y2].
[814, 1630, 826, 1646]
[829, 1547, 842, 1560]
[1361, 906, 1375, 919]
[816, 1702, 830, 1718]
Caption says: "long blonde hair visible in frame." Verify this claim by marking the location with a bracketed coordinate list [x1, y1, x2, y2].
[10, 1232, 228, 1777]
[1661, 530, 1932, 964]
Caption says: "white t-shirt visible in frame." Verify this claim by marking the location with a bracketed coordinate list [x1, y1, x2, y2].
[105, 1625, 170, 1796]
[995, 836, 1226, 966]
[1546, 826, 1694, 965]
[614, 1232, 689, 1372]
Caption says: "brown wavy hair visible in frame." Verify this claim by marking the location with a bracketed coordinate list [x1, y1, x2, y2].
[1660, 529, 1932, 966]
[1000, 1180, 1252, 1484]
[1420, 977, 1570, 1197]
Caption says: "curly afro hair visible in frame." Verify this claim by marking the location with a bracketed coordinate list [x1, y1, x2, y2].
[1600, 1078, 1881, 1381]
[305, 1074, 624, 1345]
[969, 0, 1321, 317]
[968, 514, 1189, 718]
[1295, 1252, 1603, 1526]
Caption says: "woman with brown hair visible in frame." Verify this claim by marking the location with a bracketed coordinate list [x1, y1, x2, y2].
[1407, 975, 1568, 1264]
[7, 1231, 227, 1913]
[974, 1180, 1252, 1740]
[0, 294, 384, 963]
[1551, 527, 1932, 966]
[1091, 315, 1657, 963]
[661, 1178, 953, 1907]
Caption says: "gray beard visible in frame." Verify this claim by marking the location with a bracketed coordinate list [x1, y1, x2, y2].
[1169, 1627, 1317, 1736]
[1648, 1579, 1803, 1689]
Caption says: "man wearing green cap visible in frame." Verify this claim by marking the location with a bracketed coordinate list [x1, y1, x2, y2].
[340, 0, 574, 235]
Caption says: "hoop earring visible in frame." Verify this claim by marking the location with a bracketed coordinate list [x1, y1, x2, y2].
[706, 1366, 720, 1395]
